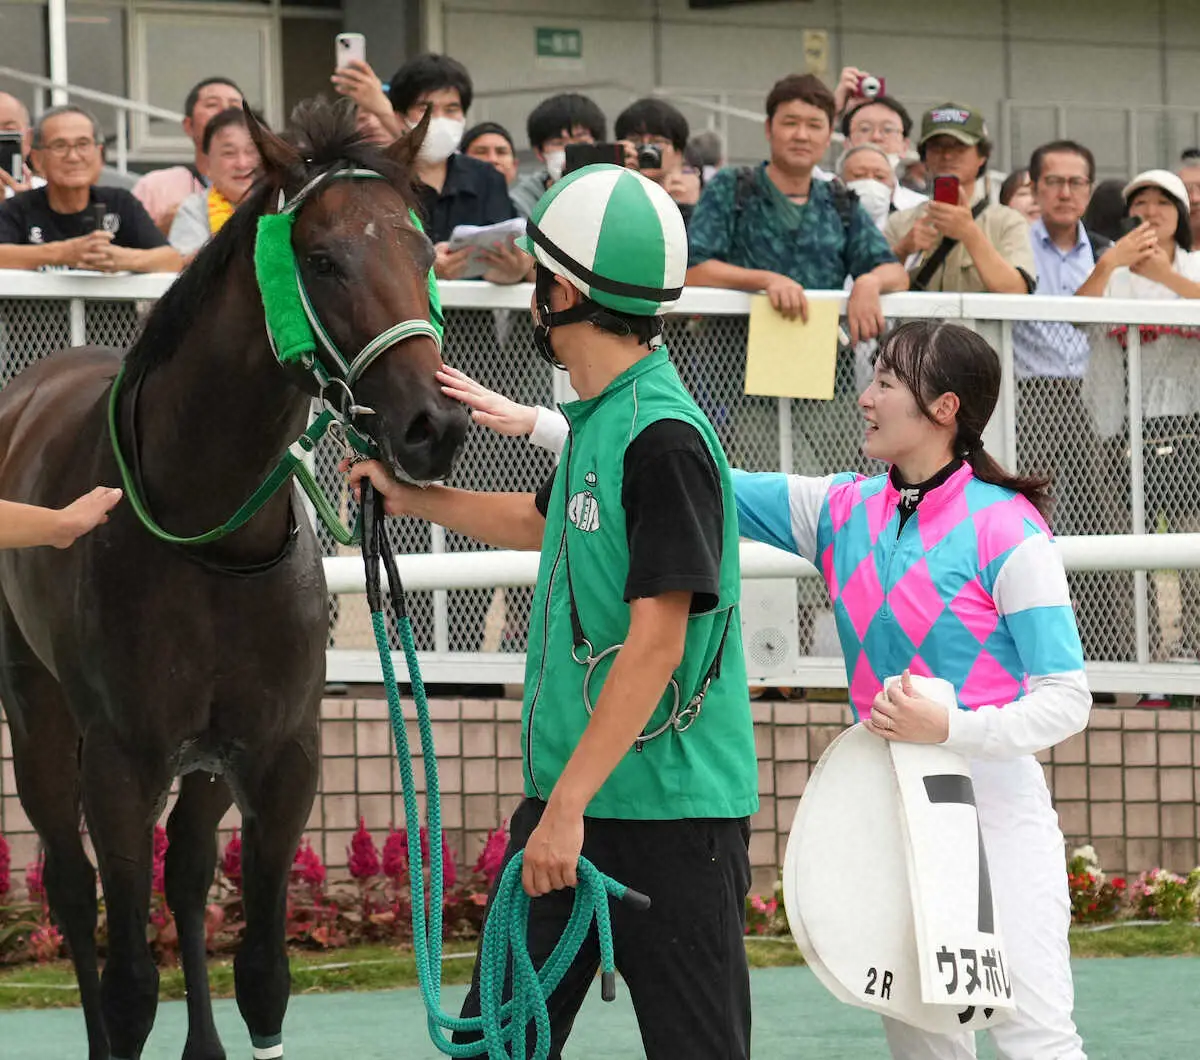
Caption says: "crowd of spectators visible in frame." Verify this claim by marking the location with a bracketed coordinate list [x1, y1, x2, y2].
[2, 56, 1200, 672]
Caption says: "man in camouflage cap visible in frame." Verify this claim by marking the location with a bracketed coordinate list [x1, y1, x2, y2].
[885, 102, 1036, 294]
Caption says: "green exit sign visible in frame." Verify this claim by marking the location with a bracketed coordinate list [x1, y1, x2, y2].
[536, 27, 582, 59]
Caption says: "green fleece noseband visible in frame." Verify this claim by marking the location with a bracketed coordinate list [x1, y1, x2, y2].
[256, 211, 314, 368]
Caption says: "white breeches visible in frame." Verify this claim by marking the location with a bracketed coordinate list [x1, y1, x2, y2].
[882, 755, 1086, 1060]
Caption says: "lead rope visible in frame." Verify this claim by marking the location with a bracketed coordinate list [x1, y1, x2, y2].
[358, 481, 649, 1059]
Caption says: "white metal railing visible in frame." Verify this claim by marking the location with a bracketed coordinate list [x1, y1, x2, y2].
[3, 273, 1200, 693]
[0, 65, 183, 175]
[322, 536, 1200, 695]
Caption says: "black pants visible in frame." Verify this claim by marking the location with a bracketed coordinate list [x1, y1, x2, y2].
[453, 798, 753, 1059]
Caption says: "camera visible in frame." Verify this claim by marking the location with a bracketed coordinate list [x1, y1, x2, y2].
[636, 143, 663, 170]
[857, 74, 885, 100]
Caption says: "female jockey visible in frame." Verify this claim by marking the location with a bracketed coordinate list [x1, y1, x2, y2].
[438, 319, 1090, 1060]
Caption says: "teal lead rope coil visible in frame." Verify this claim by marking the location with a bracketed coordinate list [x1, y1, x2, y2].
[358, 482, 650, 1060]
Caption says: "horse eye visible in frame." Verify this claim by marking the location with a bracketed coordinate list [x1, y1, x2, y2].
[307, 253, 341, 279]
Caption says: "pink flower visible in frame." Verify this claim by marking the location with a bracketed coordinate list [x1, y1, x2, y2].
[382, 826, 456, 886]
[29, 924, 62, 962]
[347, 818, 381, 880]
[152, 824, 169, 896]
[292, 839, 326, 888]
[222, 831, 243, 888]
[25, 853, 45, 902]
[473, 824, 508, 887]
[382, 827, 409, 880]
[0, 832, 10, 900]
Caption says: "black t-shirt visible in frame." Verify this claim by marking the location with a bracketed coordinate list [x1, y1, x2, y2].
[416, 152, 516, 245]
[535, 419, 724, 613]
[0, 185, 166, 249]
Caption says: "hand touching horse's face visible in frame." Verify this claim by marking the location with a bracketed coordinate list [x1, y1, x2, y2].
[292, 181, 468, 481]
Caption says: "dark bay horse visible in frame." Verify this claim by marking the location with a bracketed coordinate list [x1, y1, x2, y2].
[0, 99, 467, 1059]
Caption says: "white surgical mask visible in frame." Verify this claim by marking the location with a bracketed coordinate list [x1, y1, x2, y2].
[544, 149, 566, 182]
[846, 178, 893, 227]
[886, 152, 904, 172]
[418, 117, 465, 164]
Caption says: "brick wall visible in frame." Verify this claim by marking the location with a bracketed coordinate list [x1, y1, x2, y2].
[2, 696, 1198, 894]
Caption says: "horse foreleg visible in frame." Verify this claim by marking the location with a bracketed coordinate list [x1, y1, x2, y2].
[81, 723, 171, 1060]
[3, 668, 108, 1060]
[233, 737, 318, 1060]
[167, 770, 235, 1060]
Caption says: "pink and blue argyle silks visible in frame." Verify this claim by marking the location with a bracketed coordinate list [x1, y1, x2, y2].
[733, 464, 1084, 721]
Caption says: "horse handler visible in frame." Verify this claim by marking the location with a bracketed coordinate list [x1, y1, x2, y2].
[347, 164, 759, 1059]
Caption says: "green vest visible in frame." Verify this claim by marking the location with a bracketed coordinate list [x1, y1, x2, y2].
[522, 346, 759, 820]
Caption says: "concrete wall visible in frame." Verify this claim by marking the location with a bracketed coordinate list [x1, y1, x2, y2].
[2, 1, 1197, 174]
[3, 695, 1197, 895]
[439, 0, 1200, 177]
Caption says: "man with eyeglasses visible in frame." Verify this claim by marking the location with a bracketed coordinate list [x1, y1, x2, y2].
[614, 98, 702, 226]
[840, 95, 926, 212]
[1012, 140, 1117, 661]
[0, 106, 181, 273]
[884, 102, 1034, 294]
[1179, 148, 1200, 249]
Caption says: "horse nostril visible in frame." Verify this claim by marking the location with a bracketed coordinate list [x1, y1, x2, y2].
[404, 411, 436, 448]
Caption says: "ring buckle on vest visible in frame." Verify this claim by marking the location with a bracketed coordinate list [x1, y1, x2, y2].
[577, 641, 683, 750]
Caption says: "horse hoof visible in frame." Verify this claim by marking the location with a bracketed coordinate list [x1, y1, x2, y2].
[181, 1042, 227, 1060]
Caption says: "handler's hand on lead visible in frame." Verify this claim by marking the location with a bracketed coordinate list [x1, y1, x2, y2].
[437, 366, 538, 437]
[522, 805, 583, 897]
[865, 669, 950, 744]
[341, 457, 412, 516]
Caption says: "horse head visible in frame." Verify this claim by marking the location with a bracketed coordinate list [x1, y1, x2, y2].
[247, 100, 469, 483]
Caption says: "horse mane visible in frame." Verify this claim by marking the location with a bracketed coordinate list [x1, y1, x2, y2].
[125, 97, 417, 378]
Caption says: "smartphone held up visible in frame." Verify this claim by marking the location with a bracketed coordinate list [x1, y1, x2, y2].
[563, 142, 625, 175]
[0, 131, 23, 183]
[335, 33, 366, 69]
[932, 175, 960, 206]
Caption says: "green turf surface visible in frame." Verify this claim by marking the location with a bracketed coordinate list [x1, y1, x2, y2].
[1, 955, 1197, 1058]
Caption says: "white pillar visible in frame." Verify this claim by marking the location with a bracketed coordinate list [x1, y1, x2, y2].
[48, 0, 69, 106]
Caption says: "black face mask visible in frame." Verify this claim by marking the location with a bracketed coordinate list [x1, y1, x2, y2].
[532, 298, 566, 371]
[532, 266, 661, 368]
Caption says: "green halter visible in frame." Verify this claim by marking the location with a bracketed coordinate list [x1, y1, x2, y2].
[255, 167, 444, 397]
[108, 166, 442, 548]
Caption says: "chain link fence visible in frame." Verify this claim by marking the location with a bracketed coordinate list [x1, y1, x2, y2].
[1, 284, 1198, 678]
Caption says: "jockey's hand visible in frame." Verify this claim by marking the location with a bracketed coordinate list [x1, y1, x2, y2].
[340, 457, 419, 516]
[436, 366, 538, 436]
[864, 669, 950, 744]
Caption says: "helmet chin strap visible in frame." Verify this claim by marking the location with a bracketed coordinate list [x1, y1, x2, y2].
[532, 267, 660, 369]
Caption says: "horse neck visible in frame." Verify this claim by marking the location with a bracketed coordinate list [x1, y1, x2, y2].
[130, 261, 313, 551]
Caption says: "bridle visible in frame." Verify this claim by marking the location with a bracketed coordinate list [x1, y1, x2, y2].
[108, 163, 443, 549]
[259, 165, 443, 430]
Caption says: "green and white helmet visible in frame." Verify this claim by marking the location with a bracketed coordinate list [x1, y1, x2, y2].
[515, 164, 688, 316]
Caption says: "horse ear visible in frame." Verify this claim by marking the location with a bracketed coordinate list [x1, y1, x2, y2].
[244, 102, 300, 182]
[383, 107, 430, 174]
